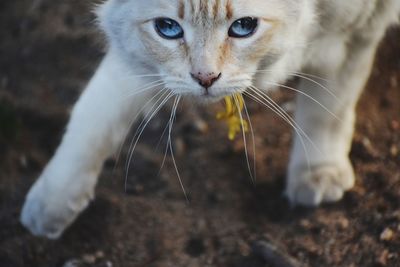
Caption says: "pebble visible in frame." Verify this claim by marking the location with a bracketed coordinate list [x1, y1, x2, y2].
[82, 251, 106, 264]
[193, 119, 209, 134]
[237, 239, 251, 256]
[95, 250, 105, 259]
[19, 155, 28, 168]
[390, 75, 398, 88]
[62, 259, 81, 267]
[391, 120, 399, 131]
[377, 249, 389, 266]
[380, 228, 394, 241]
[174, 137, 186, 156]
[390, 144, 398, 157]
[300, 219, 311, 229]
[337, 217, 350, 229]
[392, 211, 400, 219]
[82, 254, 96, 264]
[362, 137, 380, 158]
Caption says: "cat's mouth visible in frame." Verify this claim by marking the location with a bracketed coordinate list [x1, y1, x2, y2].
[170, 83, 248, 103]
[206, 87, 246, 98]
[198, 93, 225, 103]
[186, 88, 247, 104]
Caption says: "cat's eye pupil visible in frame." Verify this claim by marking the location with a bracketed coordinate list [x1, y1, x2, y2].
[229, 17, 258, 38]
[155, 18, 184, 40]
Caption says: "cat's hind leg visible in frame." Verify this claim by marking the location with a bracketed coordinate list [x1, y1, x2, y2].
[20, 52, 161, 238]
[286, 35, 383, 206]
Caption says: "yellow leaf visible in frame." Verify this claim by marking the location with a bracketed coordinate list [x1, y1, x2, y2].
[216, 93, 249, 141]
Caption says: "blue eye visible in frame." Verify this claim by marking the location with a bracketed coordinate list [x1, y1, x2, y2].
[154, 18, 184, 39]
[228, 17, 258, 38]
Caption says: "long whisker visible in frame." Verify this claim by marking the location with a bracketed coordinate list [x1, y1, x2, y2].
[233, 95, 255, 184]
[124, 89, 170, 172]
[247, 69, 340, 102]
[245, 87, 311, 172]
[288, 71, 330, 83]
[242, 97, 257, 183]
[157, 103, 177, 178]
[122, 80, 166, 99]
[124, 90, 174, 189]
[129, 74, 168, 78]
[248, 86, 323, 158]
[253, 69, 331, 83]
[167, 96, 189, 203]
[261, 80, 341, 122]
[287, 73, 340, 102]
[113, 88, 167, 174]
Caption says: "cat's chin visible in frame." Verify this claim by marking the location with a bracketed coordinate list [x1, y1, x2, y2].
[175, 87, 247, 105]
[187, 93, 236, 105]
[180, 95, 222, 106]
[194, 94, 225, 104]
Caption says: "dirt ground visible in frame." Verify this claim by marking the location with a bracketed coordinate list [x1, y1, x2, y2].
[0, 1, 399, 267]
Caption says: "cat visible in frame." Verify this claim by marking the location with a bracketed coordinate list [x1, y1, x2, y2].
[21, 0, 400, 239]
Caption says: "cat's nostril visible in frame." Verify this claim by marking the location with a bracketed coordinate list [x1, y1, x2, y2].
[190, 72, 222, 90]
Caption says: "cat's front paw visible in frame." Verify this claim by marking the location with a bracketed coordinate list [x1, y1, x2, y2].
[20, 173, 94, 239]
[285, 160, 355, 206]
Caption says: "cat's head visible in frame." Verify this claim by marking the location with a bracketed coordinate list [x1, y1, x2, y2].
[98, 0, 315, 101]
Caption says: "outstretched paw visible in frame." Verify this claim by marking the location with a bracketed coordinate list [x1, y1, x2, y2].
[21, 176, 93, 239]
[286, 161, 355, 206]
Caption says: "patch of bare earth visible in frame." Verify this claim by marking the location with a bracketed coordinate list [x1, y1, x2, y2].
[0, 1, 399, 267]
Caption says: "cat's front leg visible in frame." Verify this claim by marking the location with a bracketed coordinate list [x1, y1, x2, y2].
[286, 38, 381, 206]
[21, 52, 157, 238]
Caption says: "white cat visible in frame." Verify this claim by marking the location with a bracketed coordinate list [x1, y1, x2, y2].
[21, 0, 400, 239]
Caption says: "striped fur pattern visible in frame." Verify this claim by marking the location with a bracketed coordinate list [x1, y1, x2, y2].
[20, 0, 400, 239]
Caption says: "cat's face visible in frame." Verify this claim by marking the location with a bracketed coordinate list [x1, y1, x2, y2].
[99, 0, 314, 101]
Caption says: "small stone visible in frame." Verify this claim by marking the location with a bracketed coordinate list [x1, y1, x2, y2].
[237, 239, 251, 256]
[19, 155, 28, 168]
[377, 249, 389, 266]
[391, 120, 399, 131]
[337, 217, 350, 229]
[362, 137, 380, 158]
[391, 210, 400, 220]
[95, 250, 105, 259]
[135, 184, 144, 193]
[82, 254, 96, 264]
[390, 75, 398, 88]
[62, 259, 81, 267]
[193, 119, 209, 134]
[300, 219, 311, 229]
[173, 137, 186, 156]
[380, 228, 394, 241]
[390, 144, 398, 157]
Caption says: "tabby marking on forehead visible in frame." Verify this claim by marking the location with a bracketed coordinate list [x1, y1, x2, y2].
[180, 0, 234, 23]
[178, 0, 185, 19]
[212, 0, 220, 18]
[225, 0, 233, 20]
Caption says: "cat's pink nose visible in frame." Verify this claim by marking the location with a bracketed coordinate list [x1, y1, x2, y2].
[191, 72, 222, 90]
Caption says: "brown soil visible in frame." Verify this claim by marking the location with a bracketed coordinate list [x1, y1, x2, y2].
[0, 1, 399, 267]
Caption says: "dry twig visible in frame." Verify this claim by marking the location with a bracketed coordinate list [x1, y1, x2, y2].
[252, 240, 307, 267]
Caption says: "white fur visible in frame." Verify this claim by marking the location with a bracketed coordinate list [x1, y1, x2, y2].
[21, 0, 400, 238]
[21, 51, 159, 238]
